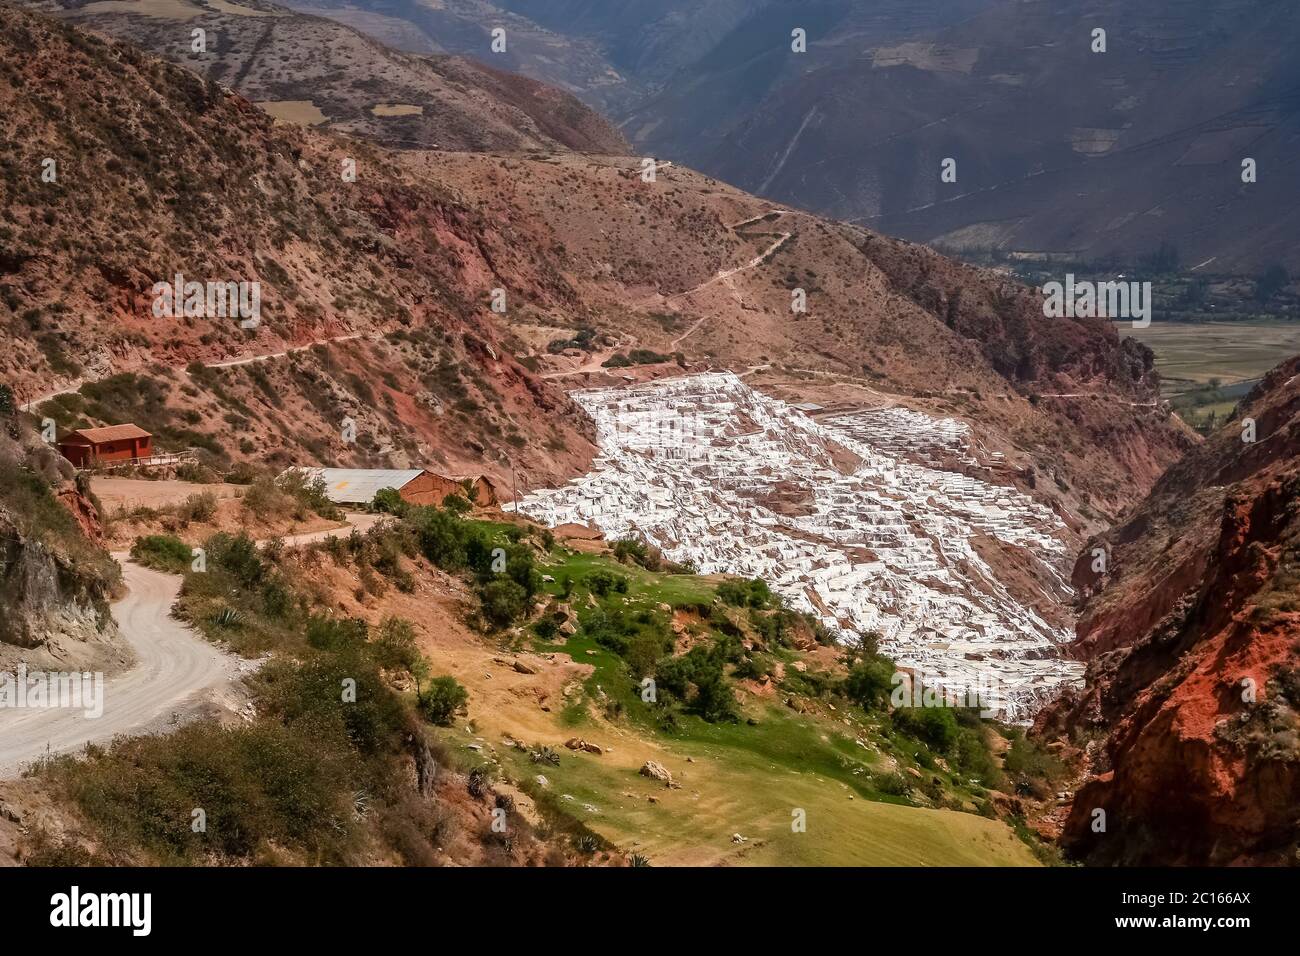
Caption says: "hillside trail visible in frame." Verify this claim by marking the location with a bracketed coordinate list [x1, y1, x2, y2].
[25, 331, 375, 408]
[0, 514, 377, 777]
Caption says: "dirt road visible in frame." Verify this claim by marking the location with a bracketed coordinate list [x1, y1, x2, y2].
[0, 558, 240, 776]
[0, 516, 379, 777]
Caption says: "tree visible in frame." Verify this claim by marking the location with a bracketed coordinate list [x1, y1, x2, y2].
[372, 487, 406, 515]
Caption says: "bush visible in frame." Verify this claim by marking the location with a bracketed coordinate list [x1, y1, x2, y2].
[205, 532, 264, 588]
[892, 706, 959, 752]
[1003, 733, 1064, 781]
[716, 578, 773, 609]
[442, 493, 471, 515]
[372, 617, 421, 674]
[371, 487, 406, 515]
[305, 614, 368, 652]
[419, 676, 468, 726]
[130, 534, 192, 574]
[654, 642, 738, 723]
[587, 569, 628, 597]
[177, 491, 218, 523]
[478, 578, 529, 628]
[242, 476, 292, 520]
[844, 656, 895, 711]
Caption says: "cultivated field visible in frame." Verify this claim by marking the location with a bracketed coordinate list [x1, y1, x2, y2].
[1119, 320, 1300, 397]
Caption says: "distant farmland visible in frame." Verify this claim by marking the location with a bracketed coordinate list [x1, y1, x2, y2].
[1118, 320, 1300, 432]
[1118, 320, 1300, 398]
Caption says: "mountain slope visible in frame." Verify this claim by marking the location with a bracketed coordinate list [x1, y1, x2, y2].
[1039, 355, 1300, 864]
[26, 0, 628, 154]
[1, 2, 1191, 524]
[0, 1, 604, 486]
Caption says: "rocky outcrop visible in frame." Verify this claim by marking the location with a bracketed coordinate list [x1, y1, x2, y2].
[0, 428, 124, 672]
[1040, 356, 1300, 865]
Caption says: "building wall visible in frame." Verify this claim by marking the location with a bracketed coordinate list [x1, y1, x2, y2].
[58, 442, 91, 468]
[396, 472, 443, 507]
[58, 437, 153, 467]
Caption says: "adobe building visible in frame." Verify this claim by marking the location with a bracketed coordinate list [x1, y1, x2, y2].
[57, 424, 153, 468]
[294, 468, 442, 506]
[292, 468, 505, 508]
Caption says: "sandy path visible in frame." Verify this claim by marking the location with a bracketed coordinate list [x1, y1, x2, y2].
[93, 477, 244, 512]
[278, 512, 384, 546]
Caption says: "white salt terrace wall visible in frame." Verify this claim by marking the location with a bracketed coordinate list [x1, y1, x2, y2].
[513, 372, 1084, 720]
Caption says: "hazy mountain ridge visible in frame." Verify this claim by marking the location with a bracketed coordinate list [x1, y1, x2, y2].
[329, 0, 1300, 272]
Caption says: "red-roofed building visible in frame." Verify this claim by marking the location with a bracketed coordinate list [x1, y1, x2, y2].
[57, 424, 153, 468]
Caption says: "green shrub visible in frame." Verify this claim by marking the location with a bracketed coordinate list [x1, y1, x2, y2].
[442, 493, 471, 515]
[587, 569, 628, 597]
[205, 532, 264, 587]
[130, 534, 192, 574]
[479, 578, 529, 628]
[371, 487, 406, 515]
[892, 706, 959, 752]
[419, 676, 468, 726]
[844, 656, 896, 711]
[716, 578, 773, 609]
[654, 642, 738, 723]
[305, 614, 368, 652]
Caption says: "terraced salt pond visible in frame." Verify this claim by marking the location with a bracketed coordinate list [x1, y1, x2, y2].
[514, 372, 1084, 719]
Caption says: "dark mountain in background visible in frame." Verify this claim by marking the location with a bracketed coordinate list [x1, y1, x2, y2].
[299, 0, 1300, 272]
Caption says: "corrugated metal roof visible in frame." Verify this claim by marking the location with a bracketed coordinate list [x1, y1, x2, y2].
[291, 467, 425, 504]
[64, 424, 152, 444]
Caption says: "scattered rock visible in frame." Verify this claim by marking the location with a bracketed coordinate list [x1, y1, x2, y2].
[639, 760, 674, 785]
[565, 737, 603, 755]
[512, 660, 538, 675]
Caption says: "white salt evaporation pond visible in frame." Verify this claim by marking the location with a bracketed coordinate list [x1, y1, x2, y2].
[512, 372, 1084, 719]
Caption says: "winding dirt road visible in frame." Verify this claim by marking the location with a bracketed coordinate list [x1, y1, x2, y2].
[0, 515, 381, 776]
[0, 558, 239, 776]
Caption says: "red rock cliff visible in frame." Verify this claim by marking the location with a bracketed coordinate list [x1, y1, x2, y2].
[1040, 356, 1300, 865]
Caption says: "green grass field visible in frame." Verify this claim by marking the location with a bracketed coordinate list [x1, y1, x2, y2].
[463, 546, 1046, 867]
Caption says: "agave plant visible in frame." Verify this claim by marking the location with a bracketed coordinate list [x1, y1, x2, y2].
[212, 606, 242, 629]
[529, 745, 561, 766]
[628, 852, 651, 868]
[467, 766, 490, 799]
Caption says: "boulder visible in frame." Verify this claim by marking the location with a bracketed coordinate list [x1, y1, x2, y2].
[639, 760, 673, 785]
